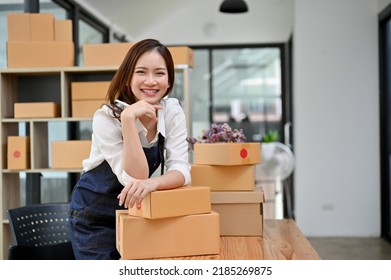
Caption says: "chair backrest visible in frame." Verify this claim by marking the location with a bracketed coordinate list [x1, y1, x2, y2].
[7, 202, 71, 247]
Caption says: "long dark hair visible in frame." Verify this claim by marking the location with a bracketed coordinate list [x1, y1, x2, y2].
[106, 38, 175, 120]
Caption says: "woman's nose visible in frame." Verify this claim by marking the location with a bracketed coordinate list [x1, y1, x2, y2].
[145, 74, 157, 85]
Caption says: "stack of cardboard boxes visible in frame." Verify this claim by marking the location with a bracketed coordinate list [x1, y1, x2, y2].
[116, 186, 220, 259]
[71, 81, 110, 118]
[190, 142, 265, 236]
[6, 13, 74, 68]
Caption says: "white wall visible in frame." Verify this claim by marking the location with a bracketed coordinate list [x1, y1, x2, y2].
[294, 0, 380, 236]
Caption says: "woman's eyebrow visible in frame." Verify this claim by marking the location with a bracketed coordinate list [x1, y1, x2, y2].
[135, 66, 167, 71]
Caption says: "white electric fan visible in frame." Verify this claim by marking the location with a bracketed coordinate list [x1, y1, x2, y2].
[255, 142, 295, 219]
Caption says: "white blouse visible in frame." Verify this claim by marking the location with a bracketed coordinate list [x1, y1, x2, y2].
[82, 98, 191, 187]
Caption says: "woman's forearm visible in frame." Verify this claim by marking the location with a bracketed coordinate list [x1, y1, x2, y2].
[121, 116, 149, 179]
[152, 170, 186, 190]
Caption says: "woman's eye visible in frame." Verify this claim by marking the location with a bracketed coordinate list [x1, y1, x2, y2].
[156, 72, 165, 76]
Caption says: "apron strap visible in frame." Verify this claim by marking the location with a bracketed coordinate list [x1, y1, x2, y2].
[158, 133, 165, 175]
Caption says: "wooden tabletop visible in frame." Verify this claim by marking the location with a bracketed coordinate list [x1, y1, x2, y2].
[164, 219, 321, 260]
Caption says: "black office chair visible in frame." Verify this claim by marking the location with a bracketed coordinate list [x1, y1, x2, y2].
[7, 202, 75, 260]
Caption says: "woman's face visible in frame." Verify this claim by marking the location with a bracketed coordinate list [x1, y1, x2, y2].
[131, 50, 170, 104]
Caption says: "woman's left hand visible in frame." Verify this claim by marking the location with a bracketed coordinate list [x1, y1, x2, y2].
[117, 178, 159, 209]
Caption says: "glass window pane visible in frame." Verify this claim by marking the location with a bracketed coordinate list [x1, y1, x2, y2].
[40, 0, 67, 19]
[190, 50, 210, 137]
[212, 48, 281, 141]
[78, 19, 104, 66]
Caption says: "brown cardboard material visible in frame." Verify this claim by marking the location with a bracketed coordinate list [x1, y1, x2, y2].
[210, 189, 264, 236]
[128, 186, 211, 219]
[7, 41, 74, 68]
[212, 207, 263, 236]
[168, 46, 194, 67]
[7, 13, 30, 41]
[7, 136, 30, 170]
[213, 203, 261, 215]
[116, 210, 127, 252]
[71, 100, 105, 118]
[83, 43, 194, 67]
[30, 13, 54, 41]
[210, 188, 265, 204]
[83, 43, 134, 66]
[54, 20, 72, 42]
[14, 102, 60, 118]
[193, 142, 261, 166]
[191, 164, 255, 191]
[117, 211, 220, 259]
[71, 81, 110, 100]
[51, 140, 91, 169]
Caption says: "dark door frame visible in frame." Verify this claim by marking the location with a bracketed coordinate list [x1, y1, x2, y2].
[379, 4, 391, 242]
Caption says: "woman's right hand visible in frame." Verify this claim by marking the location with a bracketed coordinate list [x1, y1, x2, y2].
[117, 177, 159, 209]
[120, 100, 162, 122]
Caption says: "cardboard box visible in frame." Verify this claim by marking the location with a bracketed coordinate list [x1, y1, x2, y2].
[211, 188, 265, 204]
[116, 210, 127, 252]
[7, 13, 30, 41]
[7, 41, 74, 68]
[191, 164, 255, 191]
[71, 100, 105, 118]
[168, 46, 194, 67]
[54, 19, 72, 42]
[117, 210, 220, 259]
[128, 186, 211, 219]
[71, 81, 110, 100]
[83, 43, 134, 66]
[30, 13, 54, 41]
[51, 140, 91, 169]
[194, 142, 261, 166]
[14, 102, 60, 118]
[211, 189, 265, 236]
[7, 136, 30, 170]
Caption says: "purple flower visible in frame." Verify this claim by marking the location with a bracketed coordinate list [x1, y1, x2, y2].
[186, 123, 247, 149]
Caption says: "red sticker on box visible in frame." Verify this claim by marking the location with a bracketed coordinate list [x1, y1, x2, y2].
[13, 150, 21, 158]
[240, 148, 248, 158]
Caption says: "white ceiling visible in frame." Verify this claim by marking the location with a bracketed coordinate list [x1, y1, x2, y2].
[74, 0, 186, 40]
[73, 0, 293, 44]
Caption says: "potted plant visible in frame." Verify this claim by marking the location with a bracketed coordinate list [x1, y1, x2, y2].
[261, 130, 279, 143]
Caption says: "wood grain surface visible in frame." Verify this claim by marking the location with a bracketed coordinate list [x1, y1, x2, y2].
[155, 219, 321, 260]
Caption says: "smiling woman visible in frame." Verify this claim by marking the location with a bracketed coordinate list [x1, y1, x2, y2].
[68, 39, 191, 260]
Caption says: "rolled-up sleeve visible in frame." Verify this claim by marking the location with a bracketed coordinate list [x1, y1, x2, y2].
[90, 108, 135, 187]
[163, 99, 191, 185]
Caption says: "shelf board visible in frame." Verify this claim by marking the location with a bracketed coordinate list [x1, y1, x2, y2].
[0, 65, 186, 74]
[0, 65, 118, 73]
[2, 117, 92, 123]
[3, 169, 83, 173]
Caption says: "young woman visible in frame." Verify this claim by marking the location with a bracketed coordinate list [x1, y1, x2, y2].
[68, 39, 191, 260]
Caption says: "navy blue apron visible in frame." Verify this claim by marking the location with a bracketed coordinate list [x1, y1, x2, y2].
[68, 133, 164, 260]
